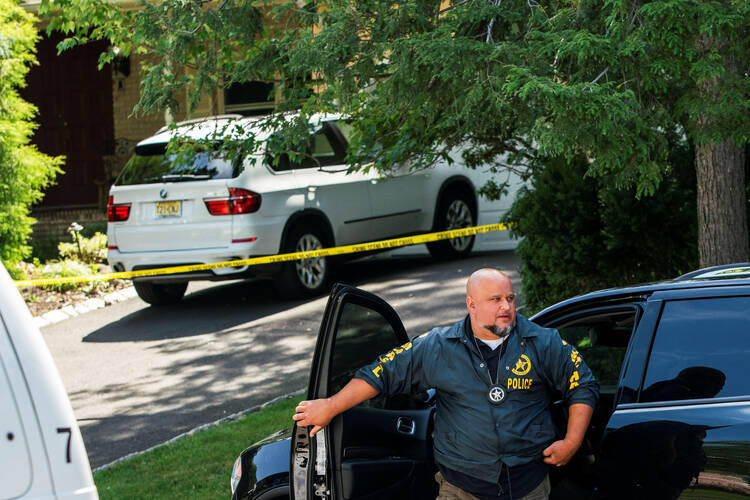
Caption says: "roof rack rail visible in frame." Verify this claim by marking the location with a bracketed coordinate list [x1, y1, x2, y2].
[673, 262, 750, 281]
[154, 114, 244, 135]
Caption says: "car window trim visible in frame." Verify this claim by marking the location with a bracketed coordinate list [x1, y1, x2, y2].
[650, 286, 750, 301]
[615, 298, 664, 406]
[616, 394, 750, 411]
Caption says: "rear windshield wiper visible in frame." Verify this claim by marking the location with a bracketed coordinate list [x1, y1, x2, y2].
[139, 176, 164, 183]
[161, 174, 212, 182]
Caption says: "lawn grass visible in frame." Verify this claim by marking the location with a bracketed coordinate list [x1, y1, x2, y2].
[94, 394, 303, 499]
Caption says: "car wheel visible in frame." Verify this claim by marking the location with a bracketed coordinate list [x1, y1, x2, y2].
[274, 223, 331, 299]
[133, 281, 188, 305]
[427, 190, 476, 260]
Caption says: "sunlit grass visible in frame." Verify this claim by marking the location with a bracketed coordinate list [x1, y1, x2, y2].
[94, 394, 303, 499]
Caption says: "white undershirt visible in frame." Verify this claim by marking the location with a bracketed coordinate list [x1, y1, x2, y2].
[477, 336, 507, 350]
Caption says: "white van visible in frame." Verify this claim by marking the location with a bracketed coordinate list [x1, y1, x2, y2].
[0, 266, 98, 499]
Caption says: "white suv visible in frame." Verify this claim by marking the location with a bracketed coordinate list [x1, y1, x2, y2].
[107, 114, 522, 304]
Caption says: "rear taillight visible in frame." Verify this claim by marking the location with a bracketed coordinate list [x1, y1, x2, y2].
[204, 188, 261, 216]
[107, 195, 131, 222]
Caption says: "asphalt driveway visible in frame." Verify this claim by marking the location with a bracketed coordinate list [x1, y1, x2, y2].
[41, 249, 521, 467]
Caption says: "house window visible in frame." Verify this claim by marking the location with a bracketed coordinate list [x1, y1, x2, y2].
[224, 81, 275, 116]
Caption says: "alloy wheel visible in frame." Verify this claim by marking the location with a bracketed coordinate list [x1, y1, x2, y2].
[294, 233, 326, 289]
[445, 199, 474, 252]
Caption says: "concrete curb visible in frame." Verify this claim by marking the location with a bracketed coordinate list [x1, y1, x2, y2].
[33, 286, 137, 328]
[92, 388, 306, 473]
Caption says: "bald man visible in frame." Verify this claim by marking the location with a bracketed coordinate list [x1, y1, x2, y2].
[293, 268, 598, 500]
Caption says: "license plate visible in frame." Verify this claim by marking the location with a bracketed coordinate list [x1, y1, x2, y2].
[155, 201, 181, 217]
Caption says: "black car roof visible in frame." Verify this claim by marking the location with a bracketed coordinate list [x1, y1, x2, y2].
[530, 263, 750, 323]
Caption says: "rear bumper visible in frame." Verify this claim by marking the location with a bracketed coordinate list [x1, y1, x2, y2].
[107, 245, 281, 283]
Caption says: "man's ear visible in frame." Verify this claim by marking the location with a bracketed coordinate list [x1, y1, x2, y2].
[466, 296, 474, 313]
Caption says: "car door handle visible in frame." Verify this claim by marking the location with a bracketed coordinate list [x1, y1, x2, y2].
[396, 417, 416, 436]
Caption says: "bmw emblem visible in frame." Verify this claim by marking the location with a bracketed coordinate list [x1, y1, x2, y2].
[160, 188, 168, 199]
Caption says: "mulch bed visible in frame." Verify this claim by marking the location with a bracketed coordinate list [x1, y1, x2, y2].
[19, 278, 132, 318]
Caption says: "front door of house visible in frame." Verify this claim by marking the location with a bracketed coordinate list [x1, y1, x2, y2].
[22, 32, 114, 209]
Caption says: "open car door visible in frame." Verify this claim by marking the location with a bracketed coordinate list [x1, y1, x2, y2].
[291, 284, 436, 500]
[535, 304, 643, 498]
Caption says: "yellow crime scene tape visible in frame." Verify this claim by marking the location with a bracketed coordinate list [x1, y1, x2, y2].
[13, 223, 510, 288]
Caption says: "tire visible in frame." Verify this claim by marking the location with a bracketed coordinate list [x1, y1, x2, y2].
[427, 190, 477, 260]
[274, 222, 331, 299]
[133, 281, 188, 305]
[255, 486, 290, 499]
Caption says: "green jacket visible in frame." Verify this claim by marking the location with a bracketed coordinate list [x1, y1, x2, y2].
[355, 314, 599, 479]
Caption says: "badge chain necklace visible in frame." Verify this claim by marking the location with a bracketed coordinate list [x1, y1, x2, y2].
[472, 335, 507, 405]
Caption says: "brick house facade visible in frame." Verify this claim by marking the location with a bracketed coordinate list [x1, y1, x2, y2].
[23, 30, 274, 244]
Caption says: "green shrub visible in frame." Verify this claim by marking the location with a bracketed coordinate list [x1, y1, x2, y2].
[58, 232, 108, 264]
[505, 149, 699, 314]
[40, 259, 101, 292]
[0, 0, 64, 263]
[3, 260, 33, 281]
[81, 221, 107, 238]
[30, 237, 60, 262]
[29, 222, 109, 263]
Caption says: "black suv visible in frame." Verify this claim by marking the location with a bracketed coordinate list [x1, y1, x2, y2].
[230, 264, 750, 500]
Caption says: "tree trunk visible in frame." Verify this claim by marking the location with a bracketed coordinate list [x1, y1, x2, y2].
[695, 139, 748, 267]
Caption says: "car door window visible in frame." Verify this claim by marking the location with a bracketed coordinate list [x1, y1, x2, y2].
[330, 120, 379, 164]
[328, 300, 415, 410]
[555, 309, 637, 391]
[267, 123, 346, 171]
[329, 300, 404, 395]
[334, 120, 354, 145]
[543, 307, 639, 464]
[640, 296, 750, 403]
[312, 132, 336, 161]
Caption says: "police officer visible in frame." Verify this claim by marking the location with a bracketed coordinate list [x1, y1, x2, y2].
[293, 268, 599, 500]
